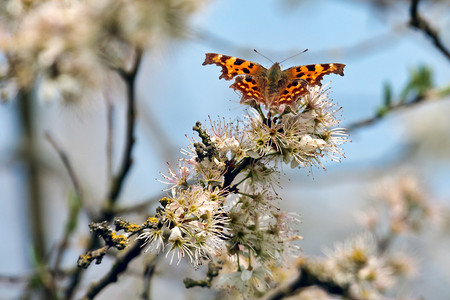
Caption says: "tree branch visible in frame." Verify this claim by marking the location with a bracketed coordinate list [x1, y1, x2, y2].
[140, 256, 159, 300]
[66, 47, 143, 299]
[346, 90, 437, 132]
[265, 265, 359, 300]
[45, 132, 86, 273]
[409, 0, 450, 61]
[45, 132, 84, 207]
[105, 98, 115, 184]
[222, 157, 256, 191]
[113, 196, 161, 215]
[18, 89, 58, 299]
[106, 48, 144, 217]
[82, 239, 147, 299]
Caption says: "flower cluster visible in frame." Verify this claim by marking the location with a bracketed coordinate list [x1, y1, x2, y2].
[245, 85, 347, 169]
[322, 235, 394, 298]
[138, 186, 229, 266]
[290, 174, 435, 300]
[0, 0, 206, 103]
[133, 84, 345, 295]
[373, 173, 439, 234]
[79, 81, 348, 297]
[301, 232, 420, 300]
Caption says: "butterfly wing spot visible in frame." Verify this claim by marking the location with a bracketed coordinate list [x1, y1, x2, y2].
[234, 58, 245, 65]
[203, 52, 345, 111]
[275, 80, 308, 106]
[203, 53, 267, 80]
[230, 76, 265, 104]
[286, 63, 345, 86]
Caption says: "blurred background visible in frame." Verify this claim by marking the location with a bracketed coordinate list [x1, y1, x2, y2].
[1, 0, 449, 299]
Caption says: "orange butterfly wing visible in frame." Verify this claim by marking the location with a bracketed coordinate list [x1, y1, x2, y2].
[230, 76, 265, 105]
[203, 53, 267, 80]
[274, 80, 309, 106]
[284, 63, 345, 86]
[203, 53, 346, 110]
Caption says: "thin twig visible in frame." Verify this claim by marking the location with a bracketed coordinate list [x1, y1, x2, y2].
[106, 48, 143, 216]
[45, 132, 86, 273]
[0, 274, 30, 284]
[346, 93, 426, 132]
[45, 132, 83, 203]
[409, 0, 450, 61]
[106, 99, 115, 184]
[113, 195, 161, 215]
[65, 47, 144, 299]
[140, 256, 158, 300]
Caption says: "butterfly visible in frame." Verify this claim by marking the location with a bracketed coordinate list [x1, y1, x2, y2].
[203, 53, 345, 112]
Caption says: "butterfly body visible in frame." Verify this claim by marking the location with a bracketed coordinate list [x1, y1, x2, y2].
[267, 63, 284, 94]
[203, 53, 345, 111]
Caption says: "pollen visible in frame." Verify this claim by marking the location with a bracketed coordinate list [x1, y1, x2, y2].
[147, 217, 158, 223]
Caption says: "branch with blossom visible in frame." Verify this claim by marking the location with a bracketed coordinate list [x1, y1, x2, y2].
[264, 173, 438, 300]
[0, 1, 209, 298]
[79, 83, 348, 298]
[1, 1, 448, 299]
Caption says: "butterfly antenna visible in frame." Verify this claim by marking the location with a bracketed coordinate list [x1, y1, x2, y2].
[279, 49, 308, 64]
[253, 49, 274, 64]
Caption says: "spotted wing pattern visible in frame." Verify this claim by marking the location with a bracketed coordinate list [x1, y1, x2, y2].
[274, 80, 308, 106]
[203, 53, 267, 80]
[284, 63, 345, 86]
[230, 76, 265, 105]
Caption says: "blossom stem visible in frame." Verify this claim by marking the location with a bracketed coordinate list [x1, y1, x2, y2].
[266, 151, 281, 157]
[233, 173, 252, 188]
[222, 156, 256, 190]
[255, 105, 266, 120]
[236, 191, 256, 199]
[237, 253, 241, 272]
